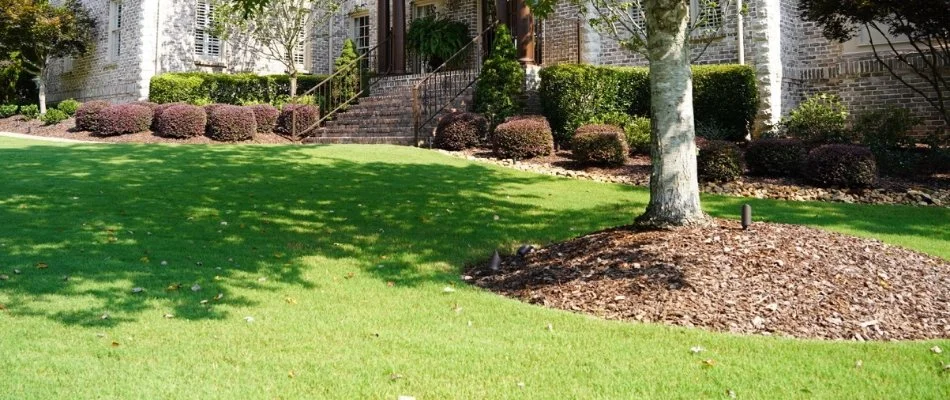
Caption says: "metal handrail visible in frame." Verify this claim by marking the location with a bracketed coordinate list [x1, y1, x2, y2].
[411, 22, 498, 145]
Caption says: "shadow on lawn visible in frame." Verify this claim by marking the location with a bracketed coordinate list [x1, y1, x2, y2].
[0, 143, 633, 326]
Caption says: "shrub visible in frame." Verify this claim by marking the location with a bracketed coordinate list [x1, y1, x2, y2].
[696, 120, 741, 141]
[697, 140, 744, 182]
[149, 72, 330, 105]
[781, 93, 853, 143]
[585, 112, 651, 154]
[129, 101, 159, 114]
[204, 103, 228, 116]
[75, 100, 110, 131]
[19, 104, 39, 119]
[276, 104, 320, 137]
[853, 107, 920, 149]
[39, 109, 68, 125]
[745, 138, 810, 177]
[56, 99, 81, 116]
[248, 104, 279, 133]
[474, 25, 524, 127]
[433, 111, 488, 150]
[571, 124, 629, 165]
[155, 104, 207, 138]
[152, 102, 185, 129]
[540, 63, 756, 144]
[0, 104, 17, 118]
[207, 105, 256, 141]
[96, 104, 153, 136]
[804, 144, 878, 188]
[491, 117, 554, 159]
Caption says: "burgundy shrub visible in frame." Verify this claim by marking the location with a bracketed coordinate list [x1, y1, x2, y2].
[248, 104, 279, 133]
[155, 104, 207, 138]
[491, 116, 555, 159]
[207, 105, 257, 141]
[276, 104, 320, 137]
[74, 100, 111, 132]
[95, 104, 153, 136]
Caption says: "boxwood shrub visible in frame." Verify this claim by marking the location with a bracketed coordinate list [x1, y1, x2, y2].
[745, 138, 810, 177]
[40, 109, 69, 125]
[0, 104, 17, 118]
[433, 111, 488, 150]
[803, 144, 878, 188]
[75, 100, 111, 131]
[19, 104, 39, 119]
[491, 116, 555, 159]
[247, 104, 279, 133]
[207, 105, 256, 141]
[697, 140, 744, 182]
[96, 104, 153, 136]
[155, 104, 207, 138]
[584, 112, 651, 155]
[56, 99, 81, 116]
[540, 64, 756, 144]
[276, 104, 320, 137]
[571, 124, 629, 165]
[149, 72, 329, 105]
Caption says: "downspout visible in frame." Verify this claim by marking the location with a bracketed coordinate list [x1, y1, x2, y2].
[155, 0, 162, 75]
[736, 0, 744, 64]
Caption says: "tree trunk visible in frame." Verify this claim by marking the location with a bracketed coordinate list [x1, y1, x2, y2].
[36, 74, 48, 114]
[635, 0, 708, 227]
[289, 70, 298, 98]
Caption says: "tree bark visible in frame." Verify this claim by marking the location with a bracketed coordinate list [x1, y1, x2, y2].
[36, 74, 47, 114]
[635, 0, 708, 227]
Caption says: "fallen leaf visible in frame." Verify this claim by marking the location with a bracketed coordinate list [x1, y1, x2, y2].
[285, 297, 297, 305]
[163, 313, 175, 319]
[111, 341, 119, 347]
[516, 382, 525, 389]
[387, 281, 394, 287]
[389, 373, 403, 381]
[36, 263, 48, 269]
[690, 346, 705, 354]
[344, 272, 355, 279]
[131, 287, 144, 293]
[191, 284, 201, 292]
[442, 286, 455, 293]
[0, 304, 6, 311]
[100, 313, 110, 319]
[160, 260, 168, 266]
[702, 359, 716, 368]
[257, 277, 267, 282]
[199, 300, 209, 305]
[13, 269, 21, 274]
[0, 274, 8, 280]
[931, 345, 943, 354]
[213, 293, 224, 301]
[855, 360, 863, 368]
[546, 323, 553, 332]
[140, 256, 150, 263]
[244, 316, 255, 323]
[287, 370, 295, 378]
[166, 283, 181, 291]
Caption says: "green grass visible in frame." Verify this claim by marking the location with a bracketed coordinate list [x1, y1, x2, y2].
[0, 136, 947, 399]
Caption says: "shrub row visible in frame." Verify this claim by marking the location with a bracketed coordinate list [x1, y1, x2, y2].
[149, 72, 329, 106]
[539, 64, 757, 144]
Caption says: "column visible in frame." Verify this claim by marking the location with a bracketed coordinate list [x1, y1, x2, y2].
[377, 0, 390, 72]
[392, 0, 407, 74]
[515, 0, 534, 64]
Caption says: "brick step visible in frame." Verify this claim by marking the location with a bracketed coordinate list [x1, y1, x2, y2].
[321, 128, 414, 137]
[302, 136, 417, 145]
[325, 122, 413, 130]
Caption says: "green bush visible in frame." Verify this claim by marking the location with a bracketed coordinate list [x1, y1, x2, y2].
[803, 144, 878, 188]
[491, 116, 554, 159]
[571, 124, 629, 166]
[332, 39, 361, 107]
[853, 107, 920, 149]
[149, 72, 330, 106]
[0, 104, 17, 118]
[39, 108, 68, 125]
[585, 112, 651, 154]
[540, 63, 756, 144]
[19, 104, 39, 119]
[56, 99, 81, 116]
[745, 138, 810, 177]
[433, 111, 488, 150]
[697, 140, 744, 182]
[474, 25, 524, 128]
[781, 93, 853, 144]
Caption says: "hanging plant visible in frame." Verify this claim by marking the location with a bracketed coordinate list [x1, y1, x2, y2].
[406, 14, 470, 71]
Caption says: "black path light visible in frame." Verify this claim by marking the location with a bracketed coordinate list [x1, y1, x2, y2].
[741, 204, 752, 230]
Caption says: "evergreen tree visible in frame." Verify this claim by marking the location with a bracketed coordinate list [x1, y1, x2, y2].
[474, 25, 524, 128]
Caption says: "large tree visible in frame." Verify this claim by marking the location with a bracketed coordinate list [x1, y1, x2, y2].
[213, 0, 342, 96]
[0, 0, 95, 113]
[799, 0, 950, 131]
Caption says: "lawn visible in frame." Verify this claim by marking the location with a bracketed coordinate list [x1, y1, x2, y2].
[0, 136, 947, 399]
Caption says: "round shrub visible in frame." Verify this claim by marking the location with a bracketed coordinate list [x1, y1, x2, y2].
[40, 109, 69, 125]
[745, 138, 809, 177]
[585, 112, 651, 154]
[491, 117, 555, 159]
[434, 111, 488, 150]
[804, 144, 878, 188]
[129, 101, 160, 113]
[95, 104, 154, 136]
[75, 100, 111, 131]
[780, 93, 853, 144]
[56, 99, 81, 116]
[19, 104, 39, 119]
[277, 104, 320, 137]
[207, 105, 257, 141]
[247, 104, 279, 133]
[697, 140, 744, 182]
[0, 104, 18, 118]
[155, 104, 207, 138]
[571, 124, 629, 165]
[152, 102, 186, 130]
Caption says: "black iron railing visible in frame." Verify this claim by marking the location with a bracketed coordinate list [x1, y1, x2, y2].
[411, 22, 497, 145]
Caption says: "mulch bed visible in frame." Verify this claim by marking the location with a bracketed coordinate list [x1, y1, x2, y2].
[0, 116, 296, 144]
[466, 219, 950, 341]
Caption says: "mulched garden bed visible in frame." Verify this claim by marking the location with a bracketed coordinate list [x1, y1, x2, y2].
[466, 219, 950, 341]
[0, 116, 296, 145]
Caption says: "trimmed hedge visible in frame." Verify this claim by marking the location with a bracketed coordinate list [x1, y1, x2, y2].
[434, 111, 488, 150]
[149, 72, 330, 105]
[207, 105, 257, 141]
[75, 100, 111, 131]
[155, 104, 207, 138]
[803, 144, 878, 188]
[571, 124, 629, 165]
[697, 140, 744, 182]
[276, 104, 320, 137]
[491, 116, 555, 159]
[96, 104, 153, 136]
[745, 138, 810, 177]
[539, 64, 756, 144]
[248, 104, 279, 133]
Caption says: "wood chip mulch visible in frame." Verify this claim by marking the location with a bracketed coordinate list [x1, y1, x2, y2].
[0, 117, 296, 144]
[467, 219, 950, 341]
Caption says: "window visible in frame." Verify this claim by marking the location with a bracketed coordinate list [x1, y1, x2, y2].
[352, 16, 370, 55]
[690, 0, 723, 31]
[411, 1, 438, 21]
[108, 1, 122, 60]
[292, 28, 307, 67]
[195, 0, 221, 58]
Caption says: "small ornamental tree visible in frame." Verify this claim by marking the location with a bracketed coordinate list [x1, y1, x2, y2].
[332, 39, 360, 107]
[474, 25, 524, 128]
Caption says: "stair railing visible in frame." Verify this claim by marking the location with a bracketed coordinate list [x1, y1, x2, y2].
[411, 22, 497, 145]
[289, 36, 392, 140]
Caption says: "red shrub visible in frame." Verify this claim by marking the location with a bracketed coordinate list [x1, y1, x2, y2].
[277, 104, 320, 137]
[74, 100, 111, 132]
[434, 111, 488, 150]
[207, 105, 257, 141]
[95, 104, 153, 136]
[804, 144, 878, 188]
[248, 104, 279, 133]
[152, 102, 186, 130]
[571, 124, 629, 165]
[492, 116, 555, 159]
[155, 104, 207, 138]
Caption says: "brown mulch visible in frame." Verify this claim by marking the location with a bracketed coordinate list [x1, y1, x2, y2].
[467, 219, 950, 341]
[0, 116, 296, 145]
